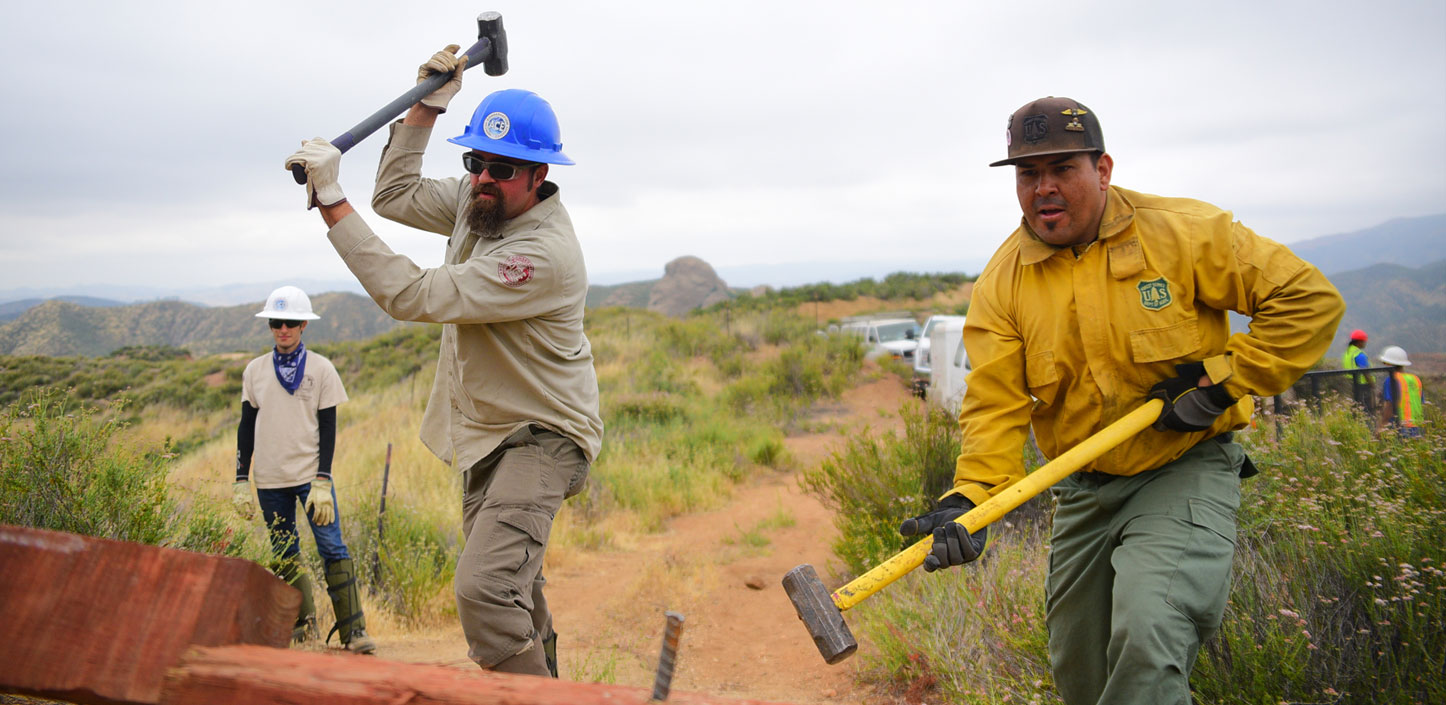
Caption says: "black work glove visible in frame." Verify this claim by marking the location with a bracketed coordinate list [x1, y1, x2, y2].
[898, 494, 987, 572]
[1149, 362, 1235, 432]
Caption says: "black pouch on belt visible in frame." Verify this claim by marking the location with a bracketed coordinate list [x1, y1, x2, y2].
[1214, 431, 1258, 479]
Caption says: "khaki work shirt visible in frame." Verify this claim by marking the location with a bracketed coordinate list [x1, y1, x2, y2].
[952, 186, 1344, 506]
[240, 350, 348, 489]
[326, 121, 603, 469]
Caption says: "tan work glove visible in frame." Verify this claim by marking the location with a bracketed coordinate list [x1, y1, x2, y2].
[418, 44, 467, 112]
[231, 480, 256, 520]
[283, 138, 346, 210]
[305, 477, 336, 526]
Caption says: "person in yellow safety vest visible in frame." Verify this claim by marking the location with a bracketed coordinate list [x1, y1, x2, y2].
[1377, 345, 1424, 438]
[1342, 329, 1372, 408]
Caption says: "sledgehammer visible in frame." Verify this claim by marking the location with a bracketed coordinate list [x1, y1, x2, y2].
[291, 11, 508, 184]
[783, 399, 1164, 664]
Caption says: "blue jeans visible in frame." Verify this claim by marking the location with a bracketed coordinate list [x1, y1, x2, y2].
[257, 482, 351, 565]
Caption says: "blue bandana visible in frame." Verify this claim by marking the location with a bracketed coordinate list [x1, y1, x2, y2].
[272, 343, 308, 395]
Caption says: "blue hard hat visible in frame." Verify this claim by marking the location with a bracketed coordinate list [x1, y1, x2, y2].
[448, 89, 574, 165]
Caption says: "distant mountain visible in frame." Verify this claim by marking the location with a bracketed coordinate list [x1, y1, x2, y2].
[587, 256, 744, 312]
[1287, 214, 1446, 275]
[1328, 259, 1446, 356]
[0, 296, 129, 322]
[587, 279, 654, 309]
[0, 278, 368, 308]
[646, 256, 732, 317]
[0, 292, 406, 357]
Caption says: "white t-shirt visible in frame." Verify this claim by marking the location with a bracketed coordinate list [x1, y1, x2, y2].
[241, 349, 348, 489]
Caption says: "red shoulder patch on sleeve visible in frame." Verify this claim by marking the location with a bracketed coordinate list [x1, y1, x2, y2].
[498, 254, 535, 287]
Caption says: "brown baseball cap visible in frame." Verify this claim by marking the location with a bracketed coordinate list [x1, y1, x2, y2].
[989, 96, 1105, 167]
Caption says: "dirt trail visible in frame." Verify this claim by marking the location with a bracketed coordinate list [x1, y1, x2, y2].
[379, 374, 913, 704]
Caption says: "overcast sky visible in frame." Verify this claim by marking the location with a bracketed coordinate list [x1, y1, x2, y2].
[2, 0, 1443, 296]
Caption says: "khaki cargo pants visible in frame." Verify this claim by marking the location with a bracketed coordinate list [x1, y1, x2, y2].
[1046, 434, 1244, 705]
[457, 425, 589, 670]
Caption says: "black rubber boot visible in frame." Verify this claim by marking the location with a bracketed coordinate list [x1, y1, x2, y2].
[277, 564, 317, 644]
[324, 558, 376, 654]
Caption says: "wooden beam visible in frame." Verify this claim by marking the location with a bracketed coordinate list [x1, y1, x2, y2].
[0, 524, 298, 705]
[160, 646, 802, 705]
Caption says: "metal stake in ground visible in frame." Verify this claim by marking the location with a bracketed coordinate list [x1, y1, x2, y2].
[290, 11, 509, 184]
[783, 400, 1164, 664]
[371, 442, 392, 585]
[650, 611, 685, 701]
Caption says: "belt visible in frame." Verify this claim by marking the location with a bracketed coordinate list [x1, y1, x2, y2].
[1071, 432, 1240, 486]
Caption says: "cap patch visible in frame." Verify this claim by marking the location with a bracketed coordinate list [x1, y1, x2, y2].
[483, 112, 510, 140]
[275, 299, 288, 311]
[1062, 108, 1088, 132]
[1023, 114, 1049, 143]
[498, 254, 534, 287]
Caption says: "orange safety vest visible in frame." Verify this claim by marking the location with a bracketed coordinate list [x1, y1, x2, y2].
[1385, 370, 1423, 428]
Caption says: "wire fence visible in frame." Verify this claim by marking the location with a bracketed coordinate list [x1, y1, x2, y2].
[1258, 365, 1402, 439]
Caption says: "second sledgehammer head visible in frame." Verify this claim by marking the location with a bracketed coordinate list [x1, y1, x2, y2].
[782, 564, 858, 664]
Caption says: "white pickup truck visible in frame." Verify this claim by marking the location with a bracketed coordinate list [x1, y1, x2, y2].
[839, 317, 920, 362]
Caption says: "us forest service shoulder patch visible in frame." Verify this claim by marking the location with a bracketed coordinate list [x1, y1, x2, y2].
[1137, 277, 1172, 311]
[498, 254, 534, 287]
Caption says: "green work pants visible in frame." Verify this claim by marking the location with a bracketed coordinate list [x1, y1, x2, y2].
[1046, 435, 1243, 705]
[456, 425, 589, 671]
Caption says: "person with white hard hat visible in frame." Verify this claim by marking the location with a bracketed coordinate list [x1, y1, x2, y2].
[233, 285, 375, 654]
[284, 46, 601, 677]
[1377, 345, 1424, 438]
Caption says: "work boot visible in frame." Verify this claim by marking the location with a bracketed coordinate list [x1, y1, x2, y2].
[542, 631, 558, 678]
[324, 558, 376, 654]
[279, 565, 317, 644]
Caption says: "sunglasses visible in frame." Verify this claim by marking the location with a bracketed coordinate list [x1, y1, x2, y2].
[462, 153, 537, 181]
[268, 319, 303, 329]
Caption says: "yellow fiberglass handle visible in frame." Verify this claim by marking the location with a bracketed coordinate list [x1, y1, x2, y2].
[832, 399, 1163, 611]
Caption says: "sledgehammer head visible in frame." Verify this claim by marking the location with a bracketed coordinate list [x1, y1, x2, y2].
[783, 564, 857, 664]
[476, 11, 508, 76]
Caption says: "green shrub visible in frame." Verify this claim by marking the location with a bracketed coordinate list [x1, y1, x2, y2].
[808, 398, 1446, 704]
[344, 498, 459, 625]
[1193, 403, 1446, 704]
[801, 402, 997, 573]
[0, 387, 267, 561]
[700, 272, 975, 315]
[608, 392, 688, 426]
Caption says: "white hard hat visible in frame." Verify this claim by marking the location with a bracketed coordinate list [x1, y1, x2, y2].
[256, 285, 320, 320]
[1378, 345, 1411, 367]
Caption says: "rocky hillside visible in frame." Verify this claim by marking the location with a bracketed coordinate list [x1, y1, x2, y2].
[588, 255, 736, 316]
[0, 292, 404, 357]
[646, 256, 731, 317]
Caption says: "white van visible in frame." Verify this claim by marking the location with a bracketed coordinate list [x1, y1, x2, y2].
[911, 314, 967, 397]
[926, 317, 971, 414]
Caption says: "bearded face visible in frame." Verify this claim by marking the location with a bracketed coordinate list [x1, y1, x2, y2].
[464, 168, 541, 239]
[465, 179, 508, 238]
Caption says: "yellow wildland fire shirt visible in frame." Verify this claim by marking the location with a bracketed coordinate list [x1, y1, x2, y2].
[325, 122, 603, 470]
[951, 186, 1343, 506]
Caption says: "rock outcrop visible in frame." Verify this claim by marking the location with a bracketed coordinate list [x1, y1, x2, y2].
[647, 256, 731, 317]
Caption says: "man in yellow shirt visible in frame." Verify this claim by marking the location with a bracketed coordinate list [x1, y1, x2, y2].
[898, 97, 1343, 704]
